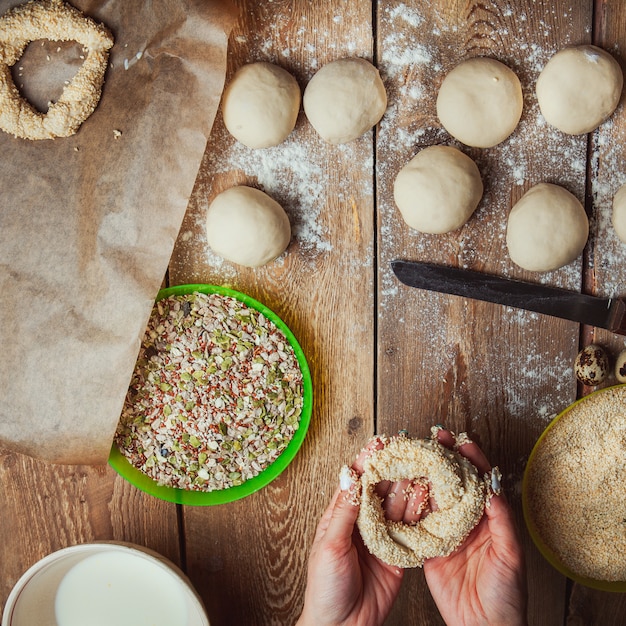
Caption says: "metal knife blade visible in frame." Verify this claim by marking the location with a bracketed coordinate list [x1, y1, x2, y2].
[391, 260, 626, 336]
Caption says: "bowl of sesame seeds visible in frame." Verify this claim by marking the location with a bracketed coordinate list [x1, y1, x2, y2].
[109, 284, 312, 505]
[522, 385, 626, 592]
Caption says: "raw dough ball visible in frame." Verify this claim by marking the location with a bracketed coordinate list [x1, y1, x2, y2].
[506, 183, 588, 272]
[612, 183, 626, 243]
[393, 145, 483, 234]
[536, 45, 623, 135]
[574, 344, 609, 387]
[205, 186, 291, 268]
[615, 349, 626, 383]
[222, 62, 301, 148]
[303, 57, 387, 144]
[436, 57, 523, 148]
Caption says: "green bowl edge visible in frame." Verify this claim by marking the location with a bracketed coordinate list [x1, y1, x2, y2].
[521, 385, 626, 592]
[109, 284, 313, 506]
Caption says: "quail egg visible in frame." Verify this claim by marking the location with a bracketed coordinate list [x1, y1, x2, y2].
[574, 344, 609, 386]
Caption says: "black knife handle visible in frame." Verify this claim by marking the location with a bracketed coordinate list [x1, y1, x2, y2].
[391, 260, 623, 333]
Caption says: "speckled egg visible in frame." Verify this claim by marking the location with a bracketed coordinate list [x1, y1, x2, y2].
[615, 349, 626, 383]
[574, 344, 609, 386]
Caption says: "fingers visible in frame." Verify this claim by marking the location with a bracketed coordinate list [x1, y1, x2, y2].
[383, 479, 412, 521]
[456, 439, 491, 475]
[352, 436, 385, 474]
[404, 479, 430, 523]
[433, 427, 492, 475]
[318, 479, 362, 552]
[311, 487, 342, 545]
[483, 487, 525, 568]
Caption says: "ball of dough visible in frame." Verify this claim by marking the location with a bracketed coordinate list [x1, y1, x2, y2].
[536, 45, 623, 135]
[222, 62, 301, 148]
[436, 57, 523, 148]
[303, 57, 387, 144]
[506, 183, 589, 272]
[206, 186, 291, 267]
[612, 183, 626, 243]
[393, 145, 483, 234]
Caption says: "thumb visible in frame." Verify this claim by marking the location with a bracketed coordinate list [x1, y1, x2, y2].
[321, 470, 360, 551]
[485, 493, 524, 563]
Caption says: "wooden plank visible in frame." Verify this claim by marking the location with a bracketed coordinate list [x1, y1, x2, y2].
[376, 1, 592, 624]
[566, 0, 626, 620]
[168, 1, 376, 623]
[0, 452, 181, 608]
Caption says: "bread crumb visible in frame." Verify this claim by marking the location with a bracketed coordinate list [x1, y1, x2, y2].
[525, 386, 626, 582]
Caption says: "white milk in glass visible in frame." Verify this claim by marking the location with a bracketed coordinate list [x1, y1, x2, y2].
[54, 551, 189, 626]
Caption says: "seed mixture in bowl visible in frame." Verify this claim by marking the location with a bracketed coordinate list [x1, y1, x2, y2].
[115, 291, 304, 492]
[524, 385, 626, 584]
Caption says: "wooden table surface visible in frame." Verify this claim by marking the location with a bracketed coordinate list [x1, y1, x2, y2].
[3, 1, 626, 624]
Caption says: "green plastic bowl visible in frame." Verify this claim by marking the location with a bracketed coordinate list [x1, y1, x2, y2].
[109, 284, 313, 506]
[522, 386, 626, 592]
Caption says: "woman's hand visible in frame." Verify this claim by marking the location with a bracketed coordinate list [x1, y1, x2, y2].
[296, 439, 404, 626]
[424, 429, 528, 626]
[298, 429, 527, 626]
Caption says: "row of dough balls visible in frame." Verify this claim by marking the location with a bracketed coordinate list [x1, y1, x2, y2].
[394, 146, 591, 273]
[438, 45, 623, 146]
[221, 57, 387, 148]
[397, 45, 624, 273]
[207, 57, 388, 268]
[207, 46, 623, 270]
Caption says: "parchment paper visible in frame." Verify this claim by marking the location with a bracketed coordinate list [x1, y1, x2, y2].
[0, 0, 236, 464]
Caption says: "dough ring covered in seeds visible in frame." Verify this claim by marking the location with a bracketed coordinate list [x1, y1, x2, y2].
[0, 0, 114, 140]
[357, 435, 491, 568]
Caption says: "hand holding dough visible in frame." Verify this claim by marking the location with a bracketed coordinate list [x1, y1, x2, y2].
[356, 434, 492, 568]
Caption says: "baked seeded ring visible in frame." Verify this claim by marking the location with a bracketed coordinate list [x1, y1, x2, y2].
[357, 435, 490, 568]
[0, 0, 114, 140]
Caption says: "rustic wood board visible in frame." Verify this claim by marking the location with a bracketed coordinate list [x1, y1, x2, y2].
[376, 1, 592, 623]
[168, 0, 377, 623]
[0, 454, 181, 605]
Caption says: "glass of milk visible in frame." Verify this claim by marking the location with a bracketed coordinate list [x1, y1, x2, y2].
[2, 543, 209, 626]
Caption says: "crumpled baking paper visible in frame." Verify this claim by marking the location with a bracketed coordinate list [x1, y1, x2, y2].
[0, 0, 236, 464]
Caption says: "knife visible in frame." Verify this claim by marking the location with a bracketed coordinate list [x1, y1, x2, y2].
[391, 260, 626, 336]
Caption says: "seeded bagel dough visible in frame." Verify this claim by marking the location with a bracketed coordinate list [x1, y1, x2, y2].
[357, 435, 491, 568]
[0, 0, 114, 140]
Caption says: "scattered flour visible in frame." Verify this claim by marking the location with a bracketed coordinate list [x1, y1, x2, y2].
[176, 2, 625, 432]
[372, 1, 621, 432]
